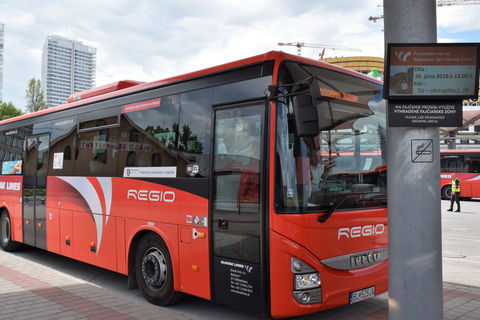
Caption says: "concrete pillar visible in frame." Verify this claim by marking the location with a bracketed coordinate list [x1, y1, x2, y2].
[384, 0, 444, 319]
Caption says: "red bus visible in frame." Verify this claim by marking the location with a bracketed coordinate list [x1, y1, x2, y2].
[441, 149, 480, 199]
[0, 51, 388, 318]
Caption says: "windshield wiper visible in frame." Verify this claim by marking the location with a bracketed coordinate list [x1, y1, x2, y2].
[317, 193, 387, 223]
[318, 194, 349, 223]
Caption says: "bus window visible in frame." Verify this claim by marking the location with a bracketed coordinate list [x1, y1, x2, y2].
[178, 88, 212, 177]
[0, 129, 24, 173]
[213, 104, 263, 263]
[213, 76, 272, 104]
[275, 61, 387, 213]
[49, 116, 77, 176]
[75, 117, 119, 177]
[465, 156, 480, 173]
[440, 155, 464, 173]
[122, 95, 180, 174]
[441, 153, 480, 173]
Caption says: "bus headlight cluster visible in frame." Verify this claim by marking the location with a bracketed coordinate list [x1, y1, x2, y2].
[295, 273, 320, 290]
[291, 258, 322, 304]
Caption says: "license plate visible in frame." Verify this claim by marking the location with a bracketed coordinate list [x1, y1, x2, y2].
[349, 286, 375, 304]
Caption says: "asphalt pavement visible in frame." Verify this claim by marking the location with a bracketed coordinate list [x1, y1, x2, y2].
[1, 199, 479, 319]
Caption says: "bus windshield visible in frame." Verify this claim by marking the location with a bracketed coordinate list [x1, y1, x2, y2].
[275, 61, 387, 213]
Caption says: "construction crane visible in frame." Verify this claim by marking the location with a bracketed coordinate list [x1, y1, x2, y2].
[437, 0, 480, 6]
[369, 0, 480, 22]
[278, 42, 361, 58]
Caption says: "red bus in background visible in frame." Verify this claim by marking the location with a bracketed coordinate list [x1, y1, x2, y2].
[0, 51, 388, 318]
[441, 149, 480, 199]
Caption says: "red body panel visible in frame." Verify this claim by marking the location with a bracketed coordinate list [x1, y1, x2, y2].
[441, 173, 480, 198]
[269, 229, 388, 318]
[46, 208, 61, 254]
[271, 209, 388, 261]
[45, 176, 210, 299]
[0, 176, 23, 243]
[440, 150, 480, 198]
[268, 184, 388, 316]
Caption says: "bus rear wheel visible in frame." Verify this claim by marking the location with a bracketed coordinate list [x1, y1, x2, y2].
[0, 210, 22, 252]
[135, 233, 184, 306]
[442, 185, 452, 200]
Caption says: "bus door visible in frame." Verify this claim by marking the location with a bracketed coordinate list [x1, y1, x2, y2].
[211, 103, 266, 315]
[23, 134, 49, 249]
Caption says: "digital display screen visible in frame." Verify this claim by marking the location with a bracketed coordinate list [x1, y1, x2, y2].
[384, 43, 480, 100]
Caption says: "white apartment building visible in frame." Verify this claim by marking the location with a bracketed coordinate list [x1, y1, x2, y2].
[41, 35, 96, 107]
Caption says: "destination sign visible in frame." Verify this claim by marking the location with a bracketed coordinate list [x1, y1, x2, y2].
[384, 43, 480, 100]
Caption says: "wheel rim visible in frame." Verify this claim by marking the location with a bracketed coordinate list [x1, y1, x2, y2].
[1, 215, 11, 245]
[141, 247, 167, 290]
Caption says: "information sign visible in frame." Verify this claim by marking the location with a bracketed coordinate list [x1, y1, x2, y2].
[388, 100, 462, 127]
[385, 43, 480, 100]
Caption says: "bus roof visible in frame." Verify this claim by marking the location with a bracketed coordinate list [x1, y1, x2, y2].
[67, 80, 145, 103]
[0, 51, 382, 127]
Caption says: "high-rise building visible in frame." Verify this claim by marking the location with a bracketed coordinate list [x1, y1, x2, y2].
[0, 23, 5, 102]
[41, 35, 96, 107]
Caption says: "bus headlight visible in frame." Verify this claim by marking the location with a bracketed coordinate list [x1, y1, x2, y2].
[291, 258, 322, 304]
[295, 273, 321, 290]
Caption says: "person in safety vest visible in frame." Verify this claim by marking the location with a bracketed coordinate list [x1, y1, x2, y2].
[447, 173, 461, 212]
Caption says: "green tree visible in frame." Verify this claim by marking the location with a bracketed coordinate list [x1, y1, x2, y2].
[0, 101, 24, 120]
[25, 78, 48, 113]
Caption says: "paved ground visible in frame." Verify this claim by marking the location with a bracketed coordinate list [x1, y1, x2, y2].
[0, 199, 479, 319]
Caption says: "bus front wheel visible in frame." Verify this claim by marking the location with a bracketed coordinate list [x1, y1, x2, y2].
[0, 210, 22, 252]
[135, 233, 184, 306]
[442, 185, 452, 200]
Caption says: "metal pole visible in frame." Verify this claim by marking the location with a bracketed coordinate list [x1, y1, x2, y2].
[448, 132, 456, 149]
[384, 0, 444, 319]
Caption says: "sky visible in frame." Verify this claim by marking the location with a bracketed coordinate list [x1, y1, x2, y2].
[1, 0, 479, 112]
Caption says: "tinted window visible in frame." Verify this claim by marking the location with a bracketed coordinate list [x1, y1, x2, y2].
[49, 117, 77, 176]
[122, 95, 180, 174]
[213, 104, 264, 263]
[275, 62, 387, 213]
[441, 153, 480, 173]
[213, 76, 272, 104]
[75, 118, 119, 177]
[178, 88, 213, 177]
[0, 127, 28, 174]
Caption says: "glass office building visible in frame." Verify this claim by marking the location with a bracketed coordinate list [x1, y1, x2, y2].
[41, 35, 96, 107]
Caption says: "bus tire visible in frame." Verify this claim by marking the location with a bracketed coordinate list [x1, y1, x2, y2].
[135, 232, 184, 306]
[442, 185, 452, 200]
[0, 210, 22, 252]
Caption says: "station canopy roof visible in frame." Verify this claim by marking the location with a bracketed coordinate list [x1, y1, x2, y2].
[440, 107, 480, 142]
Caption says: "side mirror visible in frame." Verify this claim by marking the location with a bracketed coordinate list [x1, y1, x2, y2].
[267, 76, 320, 137]
[293, 77, 320, 137]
